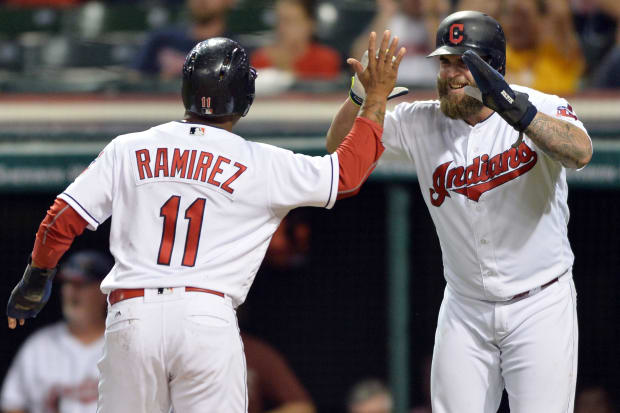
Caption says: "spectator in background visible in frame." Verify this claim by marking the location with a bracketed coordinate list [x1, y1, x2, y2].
[263, 212, 311, 271]
[133, 0, 236, 79]
[502, 0, 585, 95]
[242, 331, 316, 413]
[588, 0, 620, 88]
[350, 0, 450, 88]
[571, 0, 618, 78]
[0, 250, 112, 413]
[250, 0, 341, 81]
[574, 384, 616, 413]
[454, 0, 501, 18]
[347, 379, 393, 413]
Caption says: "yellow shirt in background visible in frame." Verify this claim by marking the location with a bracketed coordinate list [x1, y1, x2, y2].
[505, 41, 584, 95]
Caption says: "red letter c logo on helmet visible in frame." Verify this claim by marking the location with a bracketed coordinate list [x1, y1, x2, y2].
[449, 23, 464, 44]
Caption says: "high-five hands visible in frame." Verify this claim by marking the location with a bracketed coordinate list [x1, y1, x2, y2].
[348, 31, 407, 105]
[349, 47, 409, 106]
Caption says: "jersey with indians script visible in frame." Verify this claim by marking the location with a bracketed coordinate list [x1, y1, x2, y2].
[381, 85, 589, 301]
[58, 121, 338, 307]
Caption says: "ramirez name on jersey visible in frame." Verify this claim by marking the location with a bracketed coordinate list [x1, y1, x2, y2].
[134, 147, 247, 195]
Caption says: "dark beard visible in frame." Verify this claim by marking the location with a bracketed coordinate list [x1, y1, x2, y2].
[437, 77, 484, 120]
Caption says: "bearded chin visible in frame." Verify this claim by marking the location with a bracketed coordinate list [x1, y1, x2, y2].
[437, 78, 484, 120]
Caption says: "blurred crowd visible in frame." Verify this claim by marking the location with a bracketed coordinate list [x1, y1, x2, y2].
[0, 0, 618, 95]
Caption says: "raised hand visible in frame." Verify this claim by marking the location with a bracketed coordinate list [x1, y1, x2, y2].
[462, 50, 537, 133]
[349, 48, 409, 106]
[349, 31, 406, 101]
[348, 31, 406, 125]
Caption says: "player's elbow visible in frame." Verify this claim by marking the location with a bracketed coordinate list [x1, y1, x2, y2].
[570, 138, 593, 170]
[577, 142, 593, 169]
[573, 154, 591, 170]
[561, 128, 593, 170]
[325, 132, 339, 154]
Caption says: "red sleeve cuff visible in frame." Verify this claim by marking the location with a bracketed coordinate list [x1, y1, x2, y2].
[355, 116, 384, 135]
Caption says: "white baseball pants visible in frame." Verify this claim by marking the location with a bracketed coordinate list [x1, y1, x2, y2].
[97, 288, 247, 413]
[431, 273, 578, 413]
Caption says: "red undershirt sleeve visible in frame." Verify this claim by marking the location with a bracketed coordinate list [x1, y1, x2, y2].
[31, 198, 89, 269]
[335, 116, 385, 200]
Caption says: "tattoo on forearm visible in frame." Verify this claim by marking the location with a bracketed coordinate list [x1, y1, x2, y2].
[525, 113, 591, 169]
[360, 100, 386, 125]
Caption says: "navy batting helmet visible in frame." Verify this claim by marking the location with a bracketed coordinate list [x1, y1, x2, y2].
[182, 37, 257, 119]
[427, 11, 506, 75]
[58, 250, 114, 283]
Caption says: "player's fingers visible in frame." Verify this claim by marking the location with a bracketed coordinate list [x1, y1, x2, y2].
[347, 58, 364, 76]
[393, 47, 407, 72]
[8, 317, 16, 329]
[367, 32, 377, 73]
[377, 30, 391, 72]
[386, 35, 399, 65]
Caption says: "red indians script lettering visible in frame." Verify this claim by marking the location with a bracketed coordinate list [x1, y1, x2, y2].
[135, 148, 247, 194]
[429, 142, 538, 207]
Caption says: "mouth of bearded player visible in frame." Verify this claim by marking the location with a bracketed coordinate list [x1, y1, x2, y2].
[449, 83, 467, 90]
[437, 77, 484, 120]
[439, 77, 471, 93]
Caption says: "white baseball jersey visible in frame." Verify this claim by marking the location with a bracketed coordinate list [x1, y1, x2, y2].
[382, 85, 590, 301]
[0, 322, 103, 413]
[58, 122, 338, 307]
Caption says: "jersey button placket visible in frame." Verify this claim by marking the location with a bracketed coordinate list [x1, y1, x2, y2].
[477, 201, 500, 296]
[466, 130, 489, 294]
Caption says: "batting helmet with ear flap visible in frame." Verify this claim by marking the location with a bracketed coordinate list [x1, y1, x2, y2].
[182, 37, 257, 119]
[427, 10, 506, 75]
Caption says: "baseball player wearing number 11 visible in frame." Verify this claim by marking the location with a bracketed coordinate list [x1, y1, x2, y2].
[327, 11, 592, 413]
[6, 34, 406, 413]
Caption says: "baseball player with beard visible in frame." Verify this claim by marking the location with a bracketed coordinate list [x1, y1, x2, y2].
[6, 33, 406, 413]
[327, 11, 592, 413]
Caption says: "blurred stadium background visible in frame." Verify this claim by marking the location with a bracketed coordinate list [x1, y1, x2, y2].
[0, 0, 619, 412]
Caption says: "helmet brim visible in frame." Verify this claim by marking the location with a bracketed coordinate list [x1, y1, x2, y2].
[427, 45, 480, 58]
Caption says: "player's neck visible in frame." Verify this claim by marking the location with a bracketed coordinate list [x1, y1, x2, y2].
[182, 114, 238, 132]
[464, 106, 495, 126]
